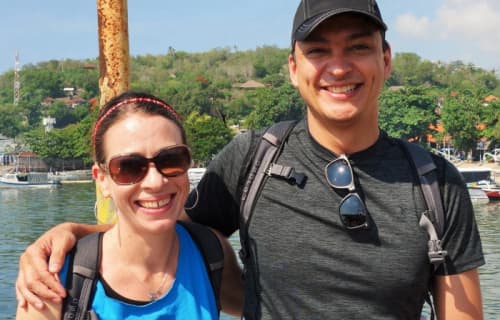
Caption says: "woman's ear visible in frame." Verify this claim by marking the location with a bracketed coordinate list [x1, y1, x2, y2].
[93, 164, 111, 198]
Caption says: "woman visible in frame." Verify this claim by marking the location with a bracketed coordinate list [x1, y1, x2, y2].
[16, 92, 242, 319]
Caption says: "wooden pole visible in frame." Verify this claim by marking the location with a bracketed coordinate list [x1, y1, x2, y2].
[97, 0, 130, 106]
[95, 0, 130, 224]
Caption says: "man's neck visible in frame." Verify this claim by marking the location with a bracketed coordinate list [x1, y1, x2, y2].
[307, 117, 380, 155]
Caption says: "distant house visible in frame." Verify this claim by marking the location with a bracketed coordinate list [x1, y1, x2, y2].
[16, 151, 49, 172]
[387, 85, 404, 91]
[234, 80, 266, 89]
[63, 87, 75, 96]
[484, 95, 498, 102]
[42, 96, 85, 109]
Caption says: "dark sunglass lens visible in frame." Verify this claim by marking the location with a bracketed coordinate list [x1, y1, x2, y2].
[326, 159, 353, 188]
[339, 193, 367, 229]
[155, 147, 191, 177]
[109, 156, 148, 184]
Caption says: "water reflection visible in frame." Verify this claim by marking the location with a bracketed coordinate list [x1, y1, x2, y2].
[474, 202, 500, 319]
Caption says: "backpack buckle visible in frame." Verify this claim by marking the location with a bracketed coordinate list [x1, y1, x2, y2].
[266, 164, 306, 186]
[428, 239, 447, 265]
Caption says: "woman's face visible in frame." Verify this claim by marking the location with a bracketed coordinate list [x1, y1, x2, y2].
[94, 112, 189, 234]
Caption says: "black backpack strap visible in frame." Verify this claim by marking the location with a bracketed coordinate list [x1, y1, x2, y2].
[177, 221, 224, 312]
[62, 232, 102, 320]
[239, 120, 299, 251]
[238, 120, 298, 320]
[400, 141, 447, 269]
[399, 141, 448, 320]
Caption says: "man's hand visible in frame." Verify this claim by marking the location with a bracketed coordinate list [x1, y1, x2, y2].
[15, 222, 109, 310]
[16, 222, 77, 310]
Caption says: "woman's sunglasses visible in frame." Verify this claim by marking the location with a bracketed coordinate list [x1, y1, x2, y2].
[104, 144, 192, 185]
[325, 154, 369, 230]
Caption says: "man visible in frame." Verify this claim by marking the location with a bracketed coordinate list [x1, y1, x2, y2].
[17, 0, 484, 319]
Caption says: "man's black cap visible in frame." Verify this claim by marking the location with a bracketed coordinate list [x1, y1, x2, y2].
[292, 0, 387, 44]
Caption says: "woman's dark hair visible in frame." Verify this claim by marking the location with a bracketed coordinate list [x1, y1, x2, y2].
[93, 91, 186, 164]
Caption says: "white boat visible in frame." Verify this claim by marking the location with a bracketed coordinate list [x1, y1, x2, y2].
[0, 171, 61, 188]
[457, 167, 493, 204]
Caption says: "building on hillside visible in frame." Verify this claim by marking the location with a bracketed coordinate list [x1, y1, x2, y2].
[234, 80, 266, 89]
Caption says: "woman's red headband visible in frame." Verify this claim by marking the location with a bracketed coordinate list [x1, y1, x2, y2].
[92, 97, 179, 145]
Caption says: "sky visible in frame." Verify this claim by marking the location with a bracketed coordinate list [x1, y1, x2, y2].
[1, 0, 499, 75]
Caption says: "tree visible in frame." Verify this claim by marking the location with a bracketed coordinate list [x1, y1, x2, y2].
[440, 91, 481, 152]
[379, 86, 438, 141]
[47, 101, 77, 128]
[0, 103, 25, 138]
[244, 84, 304, 130]
[184, 112, 234, 165]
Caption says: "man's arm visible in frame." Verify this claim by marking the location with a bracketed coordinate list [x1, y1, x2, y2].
[16, 222, 111, 310]
[433, 268, 483, 320]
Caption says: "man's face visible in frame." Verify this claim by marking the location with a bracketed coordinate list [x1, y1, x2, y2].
[289, 14, 391, 130]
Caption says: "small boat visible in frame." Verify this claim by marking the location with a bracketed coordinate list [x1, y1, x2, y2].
[458, 167, 495, 203]
[482, 188, 500, 201]
[0, 171, 61, 188]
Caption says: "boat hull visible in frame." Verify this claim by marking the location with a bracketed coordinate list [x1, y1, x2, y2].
[0, 172, 61, 188]
[483, 188, 500, 201]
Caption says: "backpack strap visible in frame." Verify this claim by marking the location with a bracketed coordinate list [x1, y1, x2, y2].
[238, 120, 299, 320]
[239, 120, 299, 257]
[401, 141, 451, 319]
[62, 232, 102, 320]
[397, 141, 449, 320]
[177, 221, 224, 312]
[400, 140, 447, 270]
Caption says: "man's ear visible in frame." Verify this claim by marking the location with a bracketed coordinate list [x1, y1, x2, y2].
[383, 42, 392, 80]
[288, 53, 299, 88]
[93, 164, 111, 198]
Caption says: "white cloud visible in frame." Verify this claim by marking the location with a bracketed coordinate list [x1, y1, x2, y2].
[395, 14, 431, 38]
[437, 0, 500, 54]
[393, 0, 500, 67]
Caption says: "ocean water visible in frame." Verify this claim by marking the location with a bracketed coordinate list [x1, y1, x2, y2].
[0, 183, 498, 319]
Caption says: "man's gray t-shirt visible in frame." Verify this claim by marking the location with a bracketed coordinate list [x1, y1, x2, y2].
[187, 120, 484, 319]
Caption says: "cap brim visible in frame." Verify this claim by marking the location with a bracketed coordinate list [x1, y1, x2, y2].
[293, 9, 387, 42]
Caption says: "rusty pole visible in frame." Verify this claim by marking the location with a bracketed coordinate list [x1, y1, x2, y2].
[95, 0, 130, 223]
[96, 0, 130, 107]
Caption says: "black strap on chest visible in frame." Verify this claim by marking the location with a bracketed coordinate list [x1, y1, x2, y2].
[239, 120, 299, 259]
[398, 140, 448, 320]
[62, 222, 224, 319]
[398, 140, 447, 269]
[62, 232, 101, 320]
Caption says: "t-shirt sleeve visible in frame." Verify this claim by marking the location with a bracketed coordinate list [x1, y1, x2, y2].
[436, 158, 485, 275]
[186, 130, 257, 237]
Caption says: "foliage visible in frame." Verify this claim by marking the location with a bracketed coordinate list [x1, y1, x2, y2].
[379, 86, 438, 141]
[0, 48, 499, 166]
[0, 103, 25, 138]
[440, 90, 482, 152]
[244, 84, 304, 129]
[184, 112, 234, 165]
